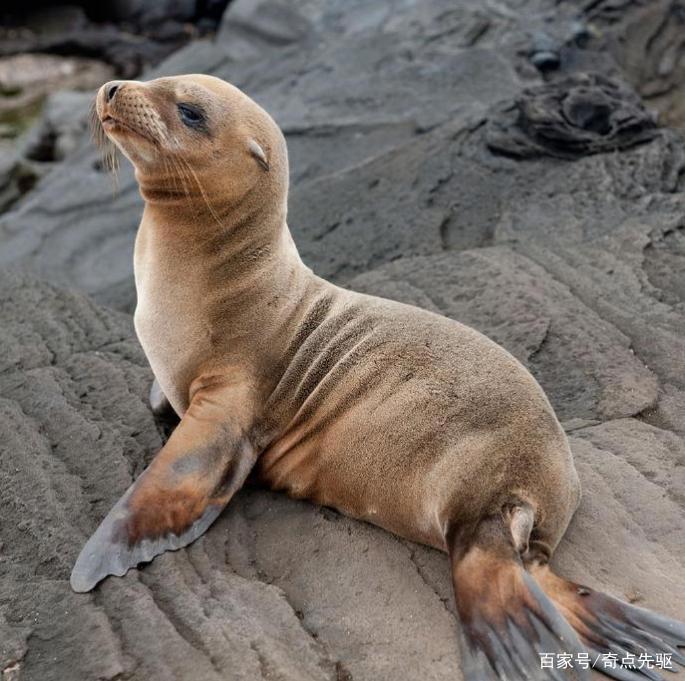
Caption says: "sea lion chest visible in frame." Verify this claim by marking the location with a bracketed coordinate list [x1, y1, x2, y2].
[133, 223, 209, 414]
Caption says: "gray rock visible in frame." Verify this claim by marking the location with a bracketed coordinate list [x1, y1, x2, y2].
[486, 73, 659, 158]
[0, 13, 189, 79]
[0, 0, 535, 310]
[1, 0, 685, 679]
[109, 0, 198, 23]
[21, 90, 94, 163]
[0, 149, 20, 212]
[0, 272, 336, 681]
[529, 31, 561, 71]
[1, 267, 683, 681]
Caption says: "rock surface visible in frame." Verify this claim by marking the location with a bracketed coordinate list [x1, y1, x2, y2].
[0, 1, 684, 680]
[0, 2, 230, 78]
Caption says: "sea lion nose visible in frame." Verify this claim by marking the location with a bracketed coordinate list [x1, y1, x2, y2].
[106, 81, 122, 102]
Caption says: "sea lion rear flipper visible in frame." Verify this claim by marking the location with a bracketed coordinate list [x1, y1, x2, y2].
[530, 564, 685, 680]
[450, 513, 589, 681]
[70, 382, 257, 593]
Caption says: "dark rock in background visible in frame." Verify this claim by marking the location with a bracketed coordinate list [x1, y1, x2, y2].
[0, 1, 233, 70]
[485, 73, 658, 158]
[0, 54, 114, 211]
[579, 0, 685, 130]
[0, 0, 230, 213]
[0, 1, 684, 679]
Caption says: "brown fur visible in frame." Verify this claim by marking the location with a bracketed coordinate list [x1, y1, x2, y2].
[76, 75, 685, 678]
[92, 72, 581, 567]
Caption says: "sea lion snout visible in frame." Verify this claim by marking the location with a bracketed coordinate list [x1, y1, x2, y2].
[96, 79, 167, 157]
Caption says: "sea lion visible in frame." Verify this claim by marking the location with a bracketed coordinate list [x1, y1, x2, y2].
[71, 75, 685, 680]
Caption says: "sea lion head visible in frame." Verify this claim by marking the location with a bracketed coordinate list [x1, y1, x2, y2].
[94, 74, 287, 213]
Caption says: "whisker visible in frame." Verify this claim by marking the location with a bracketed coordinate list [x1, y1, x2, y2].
[176, 156, 205, 225]
[176, 154, 224, 229]
[171, 154, 191, 199]
[90, 96, 119, 189]
[163, 156, 179, 199]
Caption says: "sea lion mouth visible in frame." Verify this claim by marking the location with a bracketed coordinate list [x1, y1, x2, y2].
[101, 114, 154, 143]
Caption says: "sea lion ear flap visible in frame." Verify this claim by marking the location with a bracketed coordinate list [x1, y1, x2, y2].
[248, 139, 269, 171]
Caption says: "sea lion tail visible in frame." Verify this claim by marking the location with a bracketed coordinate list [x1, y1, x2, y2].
[529, 562, 685, 681]
[449, 508, 685, 680]
[449, 510, 590, 681]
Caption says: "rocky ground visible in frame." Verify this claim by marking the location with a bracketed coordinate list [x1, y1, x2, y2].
[1, 1, 684, 680]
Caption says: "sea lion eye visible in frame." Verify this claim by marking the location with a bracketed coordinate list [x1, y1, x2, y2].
[177, 103, 204, 127]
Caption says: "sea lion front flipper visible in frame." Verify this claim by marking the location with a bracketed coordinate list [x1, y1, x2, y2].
[70, 381, 257, 593]
[449, 513, 589, 681]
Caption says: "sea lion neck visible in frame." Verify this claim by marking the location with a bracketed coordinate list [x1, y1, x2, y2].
[135, 168, 197, 206]
[139, 180, 291, 269]
[135, 165, 239, 215]
[134, 186, 313, 414]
